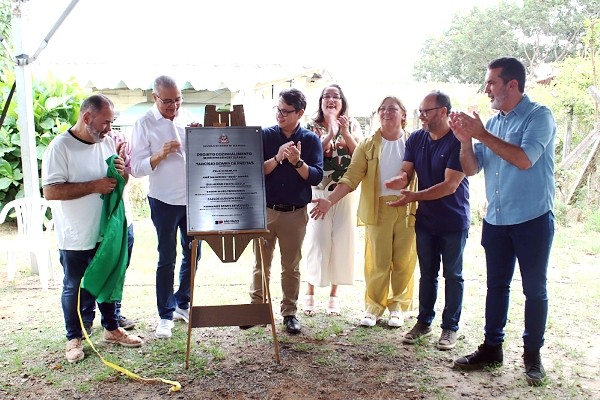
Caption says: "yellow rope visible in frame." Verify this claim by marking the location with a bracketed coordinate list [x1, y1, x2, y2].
[76, 285, 181, 392]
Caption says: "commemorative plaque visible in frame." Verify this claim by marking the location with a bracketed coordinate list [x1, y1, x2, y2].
[185, 126, 266, 234]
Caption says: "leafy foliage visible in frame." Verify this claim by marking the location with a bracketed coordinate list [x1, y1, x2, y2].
[413, 3, 522, 85]
[413, 0, 600, 84]
[0, 68, 88, 208]
[516, 0, 599, 71]
[0, 0, 11, 72]
[529, 57, 596, 141]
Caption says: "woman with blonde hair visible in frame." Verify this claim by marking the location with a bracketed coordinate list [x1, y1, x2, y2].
[310, 95, 417, 327]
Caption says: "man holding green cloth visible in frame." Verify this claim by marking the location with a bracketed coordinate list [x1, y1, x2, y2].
[42, 94, 143, 364]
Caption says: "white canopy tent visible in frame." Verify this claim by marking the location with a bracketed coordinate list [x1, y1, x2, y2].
[8, 0, 80, 199]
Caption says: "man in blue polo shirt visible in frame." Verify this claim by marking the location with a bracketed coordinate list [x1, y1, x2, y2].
[385, 90, 469, 351]
[244, 88, 323, 334]
[449, 57, 556, 386]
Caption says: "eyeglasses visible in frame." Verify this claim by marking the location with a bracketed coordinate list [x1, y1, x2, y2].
[273, 106, 298, 117]
[378, 106, 400, 113]
[155, 95, 183, 106]
[322, 94, 341, 101]
[418, 106, 443, 117]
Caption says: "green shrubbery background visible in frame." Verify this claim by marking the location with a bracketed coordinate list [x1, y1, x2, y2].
[0, 69, 88, 207]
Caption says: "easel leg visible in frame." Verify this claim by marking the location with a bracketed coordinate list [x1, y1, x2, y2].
[259, 237, 281, 364]
[185, 239, 199, 369]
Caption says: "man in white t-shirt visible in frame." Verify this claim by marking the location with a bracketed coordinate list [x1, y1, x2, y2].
[80, 129, 137, 332]
[42, 94, 143, 364]
[130, 75, 198, 339]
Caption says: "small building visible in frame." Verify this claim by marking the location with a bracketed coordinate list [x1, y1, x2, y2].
[63, 63, 333, 133]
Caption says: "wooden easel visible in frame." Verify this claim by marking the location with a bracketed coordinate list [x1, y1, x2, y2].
[185, 230, 281, 368]
[185, 107, 279, 367]
[204, 104, 246, 127]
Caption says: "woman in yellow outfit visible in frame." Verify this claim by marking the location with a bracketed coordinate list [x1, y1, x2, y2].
[310, 95, 417, 327]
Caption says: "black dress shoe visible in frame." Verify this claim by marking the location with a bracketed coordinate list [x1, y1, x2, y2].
[283, 316, 301, 334]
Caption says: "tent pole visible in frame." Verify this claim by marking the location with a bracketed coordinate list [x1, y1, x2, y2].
[11, 0, 80, 199]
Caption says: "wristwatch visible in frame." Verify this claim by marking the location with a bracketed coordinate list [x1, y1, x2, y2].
[294, 160, 304, 169]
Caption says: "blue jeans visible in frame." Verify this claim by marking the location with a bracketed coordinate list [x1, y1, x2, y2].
[82, 223, 134, 324]
[482, 211, 554, 351]
[415, 226, 467, 332]
[149, 197, 198, 320]
[60, 247, 118, 340]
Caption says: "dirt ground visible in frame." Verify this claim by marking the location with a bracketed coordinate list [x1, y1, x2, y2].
[0, 221, 599, 400]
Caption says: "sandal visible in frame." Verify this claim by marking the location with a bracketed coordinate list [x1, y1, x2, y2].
[303, 294, 315, 316]
[326, 296, 341, 315]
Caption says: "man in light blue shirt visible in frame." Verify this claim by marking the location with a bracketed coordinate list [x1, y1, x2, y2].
[449, 57, 556, 387]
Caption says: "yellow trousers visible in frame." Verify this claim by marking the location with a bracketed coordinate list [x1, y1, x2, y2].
[363, 196, 417, 316]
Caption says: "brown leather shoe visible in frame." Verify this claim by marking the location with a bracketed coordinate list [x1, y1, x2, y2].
[65, 338, 84, 363]
[103, 327, 143, 347]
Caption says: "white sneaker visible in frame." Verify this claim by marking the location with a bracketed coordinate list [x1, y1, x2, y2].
[388, 310, 404, 327]
[360, 313, 377, 327]
[155, 319, 174, 339]
[174, 306, 189, 323]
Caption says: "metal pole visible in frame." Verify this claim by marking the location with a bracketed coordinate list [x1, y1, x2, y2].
[10, 0, 81, 198]
[10, 0, 80, 274]
[12, 1, 39, 199]
[30, 0, 80, 62]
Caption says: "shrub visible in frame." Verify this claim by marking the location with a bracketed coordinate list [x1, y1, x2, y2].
[585, 208, 600, 233]
[0, 69, 88, 209]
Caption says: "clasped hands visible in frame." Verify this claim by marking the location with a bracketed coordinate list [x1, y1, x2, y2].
[95, 156, 126, 194]
[323, 113, 350, 147]
[276, 141, 302, 165]
[448, 111, 487, 143]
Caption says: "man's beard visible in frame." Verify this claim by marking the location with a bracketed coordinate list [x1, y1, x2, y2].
[87, 125, 104, 143]
[491, 87, 509, 111]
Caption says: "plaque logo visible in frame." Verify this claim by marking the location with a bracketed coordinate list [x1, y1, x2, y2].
[218, 133, 229, 144]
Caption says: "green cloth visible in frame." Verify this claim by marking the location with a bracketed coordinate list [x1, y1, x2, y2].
[82, 155, 128, 303]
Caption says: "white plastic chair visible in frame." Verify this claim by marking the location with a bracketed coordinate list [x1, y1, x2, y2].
[0, 197, 55, 290]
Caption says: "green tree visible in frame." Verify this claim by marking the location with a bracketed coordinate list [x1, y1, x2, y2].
[413, 0, 599, 84]
[518, 0, 599, 73]
[413, 2, 522, 84]
[529, 57, 596, 148]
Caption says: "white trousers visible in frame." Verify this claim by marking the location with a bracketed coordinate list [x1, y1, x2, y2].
[304, 189, 356, 287]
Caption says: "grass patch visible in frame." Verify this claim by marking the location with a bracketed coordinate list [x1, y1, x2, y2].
[1, 218, 599, 399]
[200, 340, 226, 361]
[313, 319, 346, 341]
[373, 342, 399, 357]
[313, 348, 338, 367]
[292, 342, 313, 352]
[413, 340, 434, 360]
